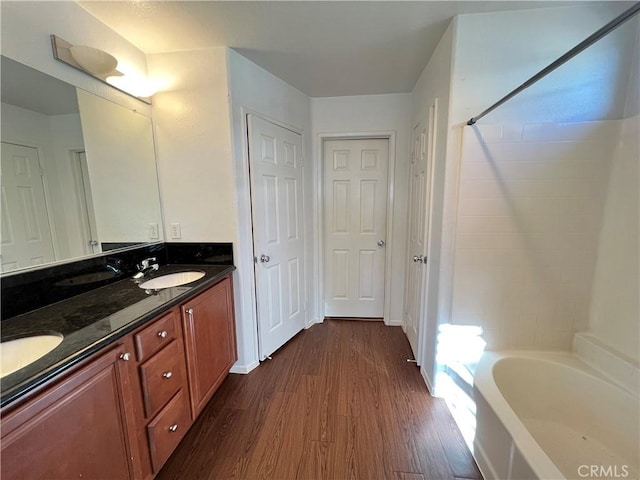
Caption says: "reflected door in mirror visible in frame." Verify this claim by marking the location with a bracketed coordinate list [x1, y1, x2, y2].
[1, 56, 164, 274]
[1, 142, 56, 271]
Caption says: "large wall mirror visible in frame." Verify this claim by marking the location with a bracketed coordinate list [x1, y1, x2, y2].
[1, 56, 164, 274]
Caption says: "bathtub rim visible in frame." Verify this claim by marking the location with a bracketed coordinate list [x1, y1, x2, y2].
[473, 349, 638, 480]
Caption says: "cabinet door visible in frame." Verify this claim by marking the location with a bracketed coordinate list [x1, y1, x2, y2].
[182, 276, 237, 418]
[1, 344, 135, 479]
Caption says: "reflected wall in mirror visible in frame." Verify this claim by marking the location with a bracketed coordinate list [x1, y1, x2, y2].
[0, 56, 164, 274]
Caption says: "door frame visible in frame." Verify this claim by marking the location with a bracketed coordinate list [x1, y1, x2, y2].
[317, 131, 397, 325]
[69, 150, 99, 255]
[237, 108, 309, 365]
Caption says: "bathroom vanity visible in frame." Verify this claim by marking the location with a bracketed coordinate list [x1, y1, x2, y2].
[0, 250, 237, 479]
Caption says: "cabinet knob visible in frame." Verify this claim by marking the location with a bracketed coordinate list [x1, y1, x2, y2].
[157, 330, 168, 338]
[186, 308, 194, 316]
[119, 352, 131, 361]
[162, 371, 173, 379]
[168, 424, 178, 433]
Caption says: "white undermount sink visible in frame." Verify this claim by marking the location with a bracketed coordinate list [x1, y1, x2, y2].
[0, 334, 64, 378]
[138, 271, 205, 290]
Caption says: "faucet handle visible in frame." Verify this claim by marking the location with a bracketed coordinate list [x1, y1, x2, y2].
[138, 257, 157, 270]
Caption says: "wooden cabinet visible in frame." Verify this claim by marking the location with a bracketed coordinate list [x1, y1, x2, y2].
[182, 275, 237, 418]
[1, 274, 237, 479]
[1, 342, 137, 479]
[134, 309, 192, 474]
[146, 389, 191, 472]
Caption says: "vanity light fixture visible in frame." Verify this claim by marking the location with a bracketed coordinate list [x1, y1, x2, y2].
[68, 45, 118, 76]
[51, 34, 153, 104]
[106, 66, 158, 98]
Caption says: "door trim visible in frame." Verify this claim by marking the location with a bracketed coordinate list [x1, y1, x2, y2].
[316, 131, 397, 325]
[419, 99, 439, 371]
[236, 108, 308, 364]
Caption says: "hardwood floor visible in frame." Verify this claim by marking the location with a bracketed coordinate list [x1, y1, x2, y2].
[157, 319, 482, 480]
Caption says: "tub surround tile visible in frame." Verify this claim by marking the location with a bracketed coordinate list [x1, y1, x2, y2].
[573, 332, 640, 396]
[452, 121, 619, 353]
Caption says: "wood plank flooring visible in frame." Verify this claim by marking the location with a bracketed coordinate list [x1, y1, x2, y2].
[157, 319, 482, 480]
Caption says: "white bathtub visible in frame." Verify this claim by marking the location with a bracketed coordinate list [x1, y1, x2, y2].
[473, 351, 639, 480]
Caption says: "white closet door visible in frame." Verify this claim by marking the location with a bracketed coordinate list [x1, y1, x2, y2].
[323, 138, 388, 318]
[404, 103, 436, 359]
[248, 114, 306, 359]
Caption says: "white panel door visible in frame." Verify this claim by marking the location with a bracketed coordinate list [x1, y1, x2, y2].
[248, 115, 305, 360]
[405, 104, 436, 358]
[323, 138, 388, 318]
[0, 142, 55, 272]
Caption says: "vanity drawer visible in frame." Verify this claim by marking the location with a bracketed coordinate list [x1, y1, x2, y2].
[139, 340, 186, 417]
[147, 389, 191, 473]
[135, 310, 178, 362]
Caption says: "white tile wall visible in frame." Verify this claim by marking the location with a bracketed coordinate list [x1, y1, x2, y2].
[450, 121, 619, 350]
[573, 332, 640, 396]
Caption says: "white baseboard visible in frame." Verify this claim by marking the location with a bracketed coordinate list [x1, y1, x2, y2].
[230, 360, 260, 374]
[385, 318, 403, 326]
[420, 366, 434, 394]
[305, 317, 322, 328]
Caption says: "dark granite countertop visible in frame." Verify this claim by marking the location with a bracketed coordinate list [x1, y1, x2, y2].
[0, 264, 235, 408]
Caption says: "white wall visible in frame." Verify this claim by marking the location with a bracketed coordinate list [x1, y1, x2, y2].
[1, 1, 151, 116]
[409, 21, 456, 388]
[47, 112, 87, 258]
[454, 120, 617, 350]
[440, 4, 638, 355]
[148, 48, 235, 243]
[450, 4, 637, 126]
[587, 20, 640, 363]
[227, 49, 312, 371]
[77, 89, 161, 244]
[0, 102, 84, 261]
[311, 93, 411, 326]
[588, 114, 639, 363]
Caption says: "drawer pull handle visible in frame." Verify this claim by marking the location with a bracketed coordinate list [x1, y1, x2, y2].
[157, 330, 168, 338]
[119, 352, 131, 361]
[163, 371, 173, 379]
[169, 424, 178, 433]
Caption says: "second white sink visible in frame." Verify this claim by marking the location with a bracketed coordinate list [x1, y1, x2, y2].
[139, 271, 205, 290]
[0, 334, 64, 378]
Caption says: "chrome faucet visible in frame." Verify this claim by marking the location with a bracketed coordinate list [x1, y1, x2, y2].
[105, 257, 123, 275]
[133, 257, 159, 280]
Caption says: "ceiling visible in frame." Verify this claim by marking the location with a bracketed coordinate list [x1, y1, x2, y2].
[79, 1, 595, 97]
[1, 56, 79, 115]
